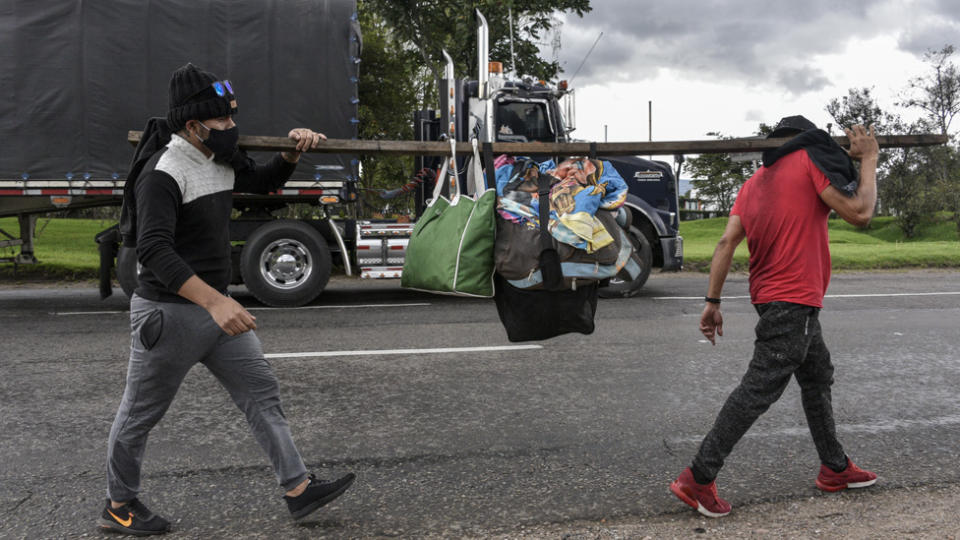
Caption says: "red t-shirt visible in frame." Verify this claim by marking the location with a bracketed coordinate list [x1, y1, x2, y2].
[730, 149, 833, 307]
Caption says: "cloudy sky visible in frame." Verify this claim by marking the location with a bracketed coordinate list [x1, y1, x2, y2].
[550, 0, 959, 146]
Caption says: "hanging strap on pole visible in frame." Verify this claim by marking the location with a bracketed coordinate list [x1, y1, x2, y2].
[482, 142, 496, 193]
[537, 171, 563, 291]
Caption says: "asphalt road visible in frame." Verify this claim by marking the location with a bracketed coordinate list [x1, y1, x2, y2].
[1, 270, 959, 538]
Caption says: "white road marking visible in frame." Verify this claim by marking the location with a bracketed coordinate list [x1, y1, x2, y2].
[826, 292, 960, 298]
[248, 302, 430, 311]
[651, 295, 751, 300]
[51, 302, 430, 316]
[265, 345, 543, 359]
[47, 291, 960, 316]
[52, 310, 128, 316]
[652, 292, 960, 301]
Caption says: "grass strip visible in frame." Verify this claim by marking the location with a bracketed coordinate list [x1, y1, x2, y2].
[0, 216, 959, 281]
[680, 216, 960, 271]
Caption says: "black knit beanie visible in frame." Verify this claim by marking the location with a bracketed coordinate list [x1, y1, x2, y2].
[767, 115, 817, 139]
[166, 63, 238, 132]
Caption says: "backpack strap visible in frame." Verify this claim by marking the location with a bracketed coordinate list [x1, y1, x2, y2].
[537, 171, 564, 290]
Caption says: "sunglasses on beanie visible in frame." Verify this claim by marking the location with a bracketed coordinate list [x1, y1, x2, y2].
[186, 80, 237, 107]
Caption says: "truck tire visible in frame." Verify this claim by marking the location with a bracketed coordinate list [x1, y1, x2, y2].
[599, 226, 653, 299]
[240, 220, 331, 307]
[117, 246, 140, 299]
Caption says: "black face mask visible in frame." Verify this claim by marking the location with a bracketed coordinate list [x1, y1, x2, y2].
[198, 122, 240, 163]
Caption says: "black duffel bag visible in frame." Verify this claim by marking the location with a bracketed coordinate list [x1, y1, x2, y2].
[494, 273, 598, 342]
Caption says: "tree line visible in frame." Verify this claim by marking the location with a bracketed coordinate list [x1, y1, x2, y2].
[356, 3, 959, 237]
[687, 46, 960, 238]
[357, 0, 590, 217]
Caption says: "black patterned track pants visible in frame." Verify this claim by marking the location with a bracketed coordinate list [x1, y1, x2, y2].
[692, 301, 848, 482]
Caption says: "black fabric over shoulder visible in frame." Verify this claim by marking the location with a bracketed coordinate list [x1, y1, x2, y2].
[121, 118, 173, 247]
[761, 129, 859, 197]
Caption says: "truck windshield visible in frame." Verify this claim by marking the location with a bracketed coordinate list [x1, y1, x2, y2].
[496, 100, 554, 142]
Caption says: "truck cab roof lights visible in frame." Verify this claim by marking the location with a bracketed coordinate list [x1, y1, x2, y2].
[489, 61, 503, 74]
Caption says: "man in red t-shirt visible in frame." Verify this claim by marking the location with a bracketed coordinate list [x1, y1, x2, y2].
[669, 118, 880, 518]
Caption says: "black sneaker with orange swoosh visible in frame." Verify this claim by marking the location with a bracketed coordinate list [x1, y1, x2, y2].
[99, 498, 171, 536]
[284, 472, 356, 520]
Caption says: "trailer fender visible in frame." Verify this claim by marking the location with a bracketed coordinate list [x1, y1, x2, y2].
[623, 195, 669, 238]
[623, 196, 671, 264]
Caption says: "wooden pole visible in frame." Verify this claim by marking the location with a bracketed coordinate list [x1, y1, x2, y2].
[128, 131, 948, 156]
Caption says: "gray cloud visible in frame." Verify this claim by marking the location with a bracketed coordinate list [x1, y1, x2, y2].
[898, 20, 960, 55]
[556, 0, 957, 94]
[933, 0, 960, 19]
[776, 66, 831, 94]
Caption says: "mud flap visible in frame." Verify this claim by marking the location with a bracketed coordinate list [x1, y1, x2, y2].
[95, 225, 120, 299]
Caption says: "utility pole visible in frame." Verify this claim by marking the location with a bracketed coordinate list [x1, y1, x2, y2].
[648, 100, 653, 159]
[604, 124, 608, 143]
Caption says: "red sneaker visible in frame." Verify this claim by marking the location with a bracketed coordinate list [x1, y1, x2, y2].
[669, 467, 731, 518]
[816, 458, 877, 492]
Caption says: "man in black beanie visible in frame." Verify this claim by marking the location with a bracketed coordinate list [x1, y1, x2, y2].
[100, 63, 354, 536]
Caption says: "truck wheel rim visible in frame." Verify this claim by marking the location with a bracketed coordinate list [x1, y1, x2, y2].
[259, 238, 313, 290]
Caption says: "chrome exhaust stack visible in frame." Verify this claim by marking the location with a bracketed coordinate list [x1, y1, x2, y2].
[476, 10, 495, 142]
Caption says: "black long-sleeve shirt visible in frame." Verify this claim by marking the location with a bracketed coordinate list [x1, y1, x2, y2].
[134, 135, 296, 303]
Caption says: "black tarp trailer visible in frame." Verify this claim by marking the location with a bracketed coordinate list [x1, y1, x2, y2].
[0, 0, 361, 303]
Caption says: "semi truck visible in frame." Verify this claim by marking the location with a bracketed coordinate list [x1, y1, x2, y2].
[0, 0, 683, 306]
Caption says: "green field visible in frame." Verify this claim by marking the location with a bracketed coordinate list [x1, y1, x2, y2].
[681, 216, 960, 271]
[1, 215, 959, 281]
[0, 217, 115, 280]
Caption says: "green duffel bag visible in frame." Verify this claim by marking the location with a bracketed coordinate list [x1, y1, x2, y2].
[401, 139, 496, 297]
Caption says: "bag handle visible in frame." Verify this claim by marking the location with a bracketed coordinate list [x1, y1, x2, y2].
[430, 138, 461, 202]
[429, 153, 449, 203]
[467, 138, 488, 195]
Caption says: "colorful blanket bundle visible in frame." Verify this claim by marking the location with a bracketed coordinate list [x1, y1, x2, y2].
[494, 156, 628, 253]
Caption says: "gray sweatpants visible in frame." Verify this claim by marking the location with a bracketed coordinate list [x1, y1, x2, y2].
[692, 301, 848, 482]
[106, 294, 308, 502]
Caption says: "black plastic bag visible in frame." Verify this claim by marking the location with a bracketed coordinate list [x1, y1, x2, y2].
[493, 273, 598, 342]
